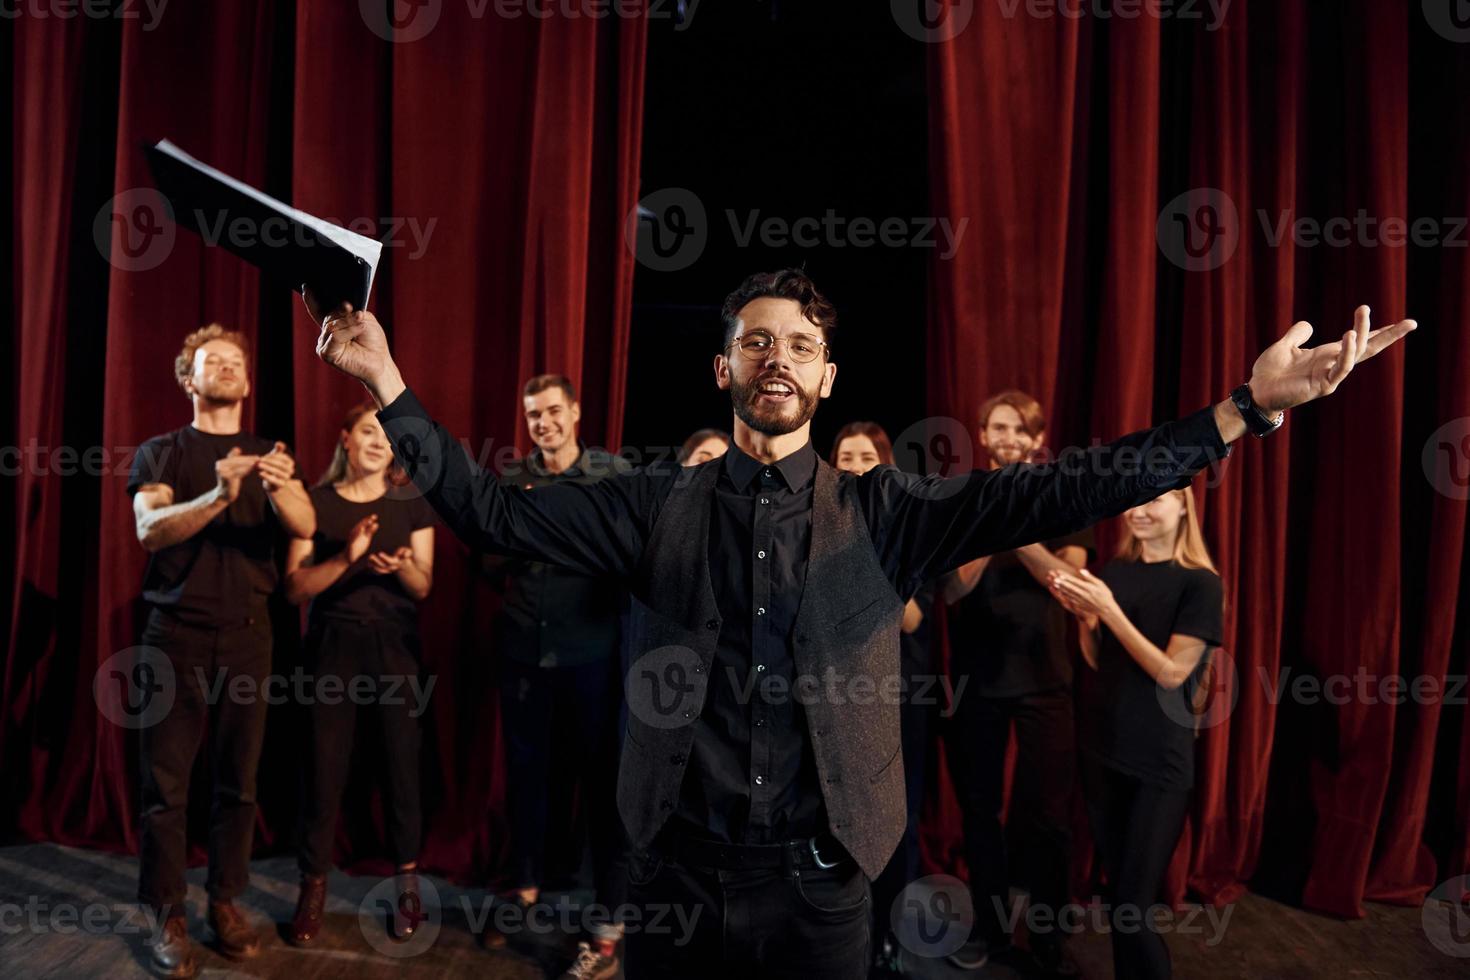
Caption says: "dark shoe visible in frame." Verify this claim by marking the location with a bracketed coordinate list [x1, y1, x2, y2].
[480, 894, 529, 950]
[559, 941, 619, 980]
[947, 935, 1011, 970]
[287, 873, 328, 946]
[149, 915, 197, 979]
[1032, 935, 1080, 977]
[207, 901, 261, 960]
[388, 871, 424, 942]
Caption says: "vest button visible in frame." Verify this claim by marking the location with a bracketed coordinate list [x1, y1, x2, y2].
[706, 619, 720, 631]
[683, 709, 695, 719]
[660, 799, 673, 810]
[670, 754, 686, 765]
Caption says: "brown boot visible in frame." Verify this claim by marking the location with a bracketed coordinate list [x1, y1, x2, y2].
[149, 914, 197, 979]
[287, 873, 328, 946]
[207, 900, 261, 960]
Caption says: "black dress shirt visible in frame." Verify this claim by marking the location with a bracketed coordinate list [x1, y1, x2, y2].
[482, 445, 628, 667]
[378, 388, 1232, 846]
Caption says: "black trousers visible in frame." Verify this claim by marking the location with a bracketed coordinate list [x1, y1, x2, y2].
[497, 655, 625, 906]
[137, 609, 271, 912]
[297, 618, 424, 875]
[945, 686, 1075, 945]
[1083, 762, 1190, 980]
[870, 653, 933, 943]
[623, 848, 871, 979]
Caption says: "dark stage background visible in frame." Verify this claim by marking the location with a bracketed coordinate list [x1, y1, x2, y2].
[5, 0, 1468, 924]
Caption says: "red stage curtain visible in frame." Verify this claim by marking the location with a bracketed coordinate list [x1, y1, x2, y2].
[4, 3, 646, 885]
[926, 0, 1470, 916]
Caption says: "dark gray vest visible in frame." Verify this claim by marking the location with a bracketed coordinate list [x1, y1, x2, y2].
[617, 457, 907, 880]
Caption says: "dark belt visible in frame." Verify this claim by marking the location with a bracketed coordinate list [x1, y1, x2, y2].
[668, 833, 852, 872]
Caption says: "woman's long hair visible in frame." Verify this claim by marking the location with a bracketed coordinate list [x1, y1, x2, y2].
[1114, 485, 1218, 574]
[316, 402, 409, 489]
[828, 421, 894, 468]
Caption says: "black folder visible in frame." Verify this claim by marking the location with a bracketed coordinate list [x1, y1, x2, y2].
[144, 139, 382, 313]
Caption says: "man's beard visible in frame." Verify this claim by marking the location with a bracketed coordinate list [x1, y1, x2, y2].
[197, 378, 245, 404]
[730, 373, 819, 436]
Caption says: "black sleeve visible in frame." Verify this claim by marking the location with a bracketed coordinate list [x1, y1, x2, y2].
[1172, 569, 1224, 648]
[377, 388, 670, 578]
[860, 406, 1232, 596]
[126, 435, 176, 497]
[408, 493, 438, 531]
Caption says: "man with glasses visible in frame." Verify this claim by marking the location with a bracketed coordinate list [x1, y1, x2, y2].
[304, 270, 1412, 978]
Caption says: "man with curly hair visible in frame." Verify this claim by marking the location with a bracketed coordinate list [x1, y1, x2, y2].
[126, 323, 314, 978]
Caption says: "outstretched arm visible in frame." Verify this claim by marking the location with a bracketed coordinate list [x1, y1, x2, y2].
[871, 307, 1415, 595]
[304, 296, 662, 576]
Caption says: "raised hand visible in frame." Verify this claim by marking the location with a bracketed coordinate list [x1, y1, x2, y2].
[214, 447, 259, 504]
[346, 514, 380, 564]
[1247, 306, 1416, 414]
[302, 290, 405, 407]
[256, 441, 296, 493]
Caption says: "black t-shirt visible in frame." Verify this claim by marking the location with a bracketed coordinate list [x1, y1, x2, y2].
[305, 484, 436, 630]
[947, 526, 1096, 697]
[1084, 558, 1224, 789]
[126, 426, 281, 625]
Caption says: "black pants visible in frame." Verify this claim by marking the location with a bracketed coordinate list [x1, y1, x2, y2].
[497, 655, 625, 906]
[871, 653, 933, 943]
[1083, 762, 1190, 980]
[297, 619, 424, 875]
[137, 609, 271, 912]
[623, 848, 871, 979]
[945, 686, 1074, 946]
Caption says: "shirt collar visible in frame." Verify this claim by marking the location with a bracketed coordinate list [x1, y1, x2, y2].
[723, 440, 818, 493]
[528, 442, 588, 478]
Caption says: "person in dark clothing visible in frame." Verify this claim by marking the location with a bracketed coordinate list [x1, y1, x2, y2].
[941, 390, 1092, 977]
[127, 324, 315, 978]
[478, 374, 630, 980]
[281, 402, 436, 947]
[303, 274, 1411, 978]
[829, 420, 940, 976]
[1047, 484, 1224, 980]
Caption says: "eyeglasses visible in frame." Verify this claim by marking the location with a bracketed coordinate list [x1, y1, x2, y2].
[725, 330, 829, 365]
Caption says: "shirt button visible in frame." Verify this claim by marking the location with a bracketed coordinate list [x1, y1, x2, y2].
[754, 718, 765, 727]
[764, 468, 772, 477]
[755, 664, 765, 672]
[754, 775, 765, 785]
[757, 550, 766, 559]
[539, 620, 547, 627]
[759, 497, 770, 505]
[756, 607, 766, 616]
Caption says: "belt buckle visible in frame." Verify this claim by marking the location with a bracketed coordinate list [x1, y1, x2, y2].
[808, 836, 839, 870]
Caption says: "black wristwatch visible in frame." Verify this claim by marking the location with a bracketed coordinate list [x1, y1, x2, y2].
[1230, 383, 1285, 438]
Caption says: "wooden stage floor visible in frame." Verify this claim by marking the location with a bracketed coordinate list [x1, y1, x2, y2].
[0, 842, 1462, 978]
